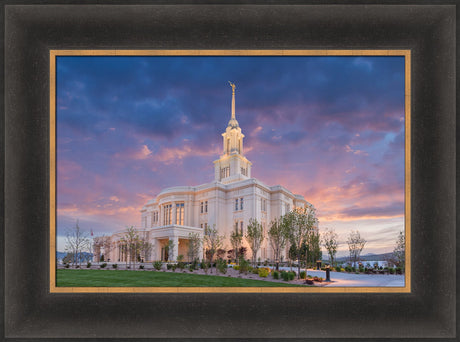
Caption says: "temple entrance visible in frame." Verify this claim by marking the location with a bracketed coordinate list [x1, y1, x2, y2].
[161, 247, 169, 262]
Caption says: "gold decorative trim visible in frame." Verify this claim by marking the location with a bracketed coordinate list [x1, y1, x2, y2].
[49, 49, 411, 293]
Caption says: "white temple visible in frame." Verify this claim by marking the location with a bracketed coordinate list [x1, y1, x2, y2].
[100, 83, 315, 263]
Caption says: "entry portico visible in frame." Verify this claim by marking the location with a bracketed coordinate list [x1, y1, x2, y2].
[150, 225, 204, 261]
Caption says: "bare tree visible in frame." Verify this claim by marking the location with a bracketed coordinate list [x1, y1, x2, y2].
[392, 231, 405, 270]
[139, 235, 152, 263]
[123, 226, 141, 268]
[102, 236, 113, 262]
[64, 220, 91, 268]
[347, 230, 366, 267]
[285, 205, 317, 278]
[230, 230, 243, 263]
[187, 232, 202, 262]
[245, 218, 264, 267]
[203, 224, 224, 274]
[268, 217, 289, 271]
[322, 228, 339, 267]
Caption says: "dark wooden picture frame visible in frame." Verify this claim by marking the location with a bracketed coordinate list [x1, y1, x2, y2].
[3, 2, 456, 340]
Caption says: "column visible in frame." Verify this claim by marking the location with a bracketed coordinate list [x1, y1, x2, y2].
[172, 202, 176, 225]
[151, 239, 159, 261]
[170, 236, 179, 261]
[159, 205, 163, 226]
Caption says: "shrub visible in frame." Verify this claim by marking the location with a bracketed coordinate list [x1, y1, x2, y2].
[201, 259, 209, 274]
[351, 266, 356, 272]
[305, 279, 314, 285]
[288, 271, 295, 281]
[177, 255, 185, 270]
[389, 267, 395, 274]
[153, 261, 162, 271]
[396, 267, 403, 275]
[76, 265, 80, 269]
[100, 263, 107, 268]
[345, 266, 352, 273]
[190, 259, 198, 271]
[233, 265, 240, 271]
[251, 267, 259, 275]
[139, 265, 144, 269]
[64, 264, 70, 268]
[167, 264, 173, 270]
[299, 271, 306, 279]
[272, 270, 280, 279]
[112, 264, 118, 269]
[216, 259, 228, 274]
[335, 266, 341, 272]
[86, 262, 91, 268]
[238, 258, 250, 274]
[340, 268, 345, 272]
[281, 271, 290, 281]
[171, 264, 177, 272]
[258, 268, 269, 277]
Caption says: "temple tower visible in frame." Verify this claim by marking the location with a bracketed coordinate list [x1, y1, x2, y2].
[214, 82, 252, 183]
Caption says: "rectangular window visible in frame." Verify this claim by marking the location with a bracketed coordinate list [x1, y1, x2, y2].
[235, 221, 239, 232]
[200, 201, 203, 213]
[240, 197, 244, 210]
[261, 198, 266, 211]
[201, 223, 203, 229]
[240, 221, 244, 235]
[164, 204, 172, 225]
[205, 201, 208, 213]
[176, 203, 185, 226]
[235, 198, 239, 211]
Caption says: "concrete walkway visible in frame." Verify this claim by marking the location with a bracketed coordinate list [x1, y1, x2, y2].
[278, 267, 405, 287]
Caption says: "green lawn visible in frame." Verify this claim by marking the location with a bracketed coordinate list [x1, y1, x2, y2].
[56, 269, 305, 287]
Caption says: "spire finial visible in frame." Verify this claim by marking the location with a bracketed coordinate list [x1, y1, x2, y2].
[228, 81, 236, 120]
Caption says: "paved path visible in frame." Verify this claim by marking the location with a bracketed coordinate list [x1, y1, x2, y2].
[278, 267, 405, 287]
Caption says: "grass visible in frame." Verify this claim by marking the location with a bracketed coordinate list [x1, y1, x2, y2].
[56, 269, 306, 287]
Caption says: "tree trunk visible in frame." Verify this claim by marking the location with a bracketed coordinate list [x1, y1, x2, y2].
[297, 253, 301, 279]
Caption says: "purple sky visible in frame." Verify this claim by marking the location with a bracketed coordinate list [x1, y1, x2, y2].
[56, 56, 405, 256]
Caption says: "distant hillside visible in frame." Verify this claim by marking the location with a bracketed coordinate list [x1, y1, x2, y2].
[56, 251, 93, 262]
[335, 252, 393, 263]
[56, 251, 67, 260]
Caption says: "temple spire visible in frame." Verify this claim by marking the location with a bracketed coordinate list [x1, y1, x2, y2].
[227, 81, 239, 128]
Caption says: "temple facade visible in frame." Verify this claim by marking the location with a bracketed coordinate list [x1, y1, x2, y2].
[100, 83, 315, 263]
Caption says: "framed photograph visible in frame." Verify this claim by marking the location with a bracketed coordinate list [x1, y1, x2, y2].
[4, 2, 456, 340]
